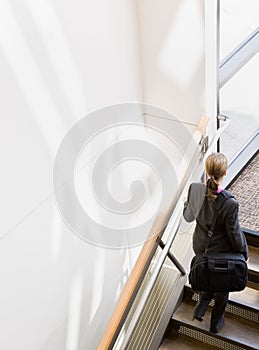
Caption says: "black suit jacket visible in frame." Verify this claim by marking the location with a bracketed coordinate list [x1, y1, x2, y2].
[183, 183, 248, 260]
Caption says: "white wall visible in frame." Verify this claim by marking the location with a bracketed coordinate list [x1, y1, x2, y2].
[136, 0, 206, 126]
[0, 1, 217, 349]
[0, 1, 142, 349]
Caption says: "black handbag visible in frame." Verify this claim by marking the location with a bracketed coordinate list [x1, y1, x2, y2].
[189, 192, 248, 292]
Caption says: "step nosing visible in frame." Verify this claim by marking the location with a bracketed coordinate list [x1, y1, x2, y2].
[227, 298, 259, 311]
[173, 319, 258, 350]
[186, 285, 259, 312]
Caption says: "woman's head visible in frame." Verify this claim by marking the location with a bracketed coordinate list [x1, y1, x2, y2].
[205, 153, 228, 201]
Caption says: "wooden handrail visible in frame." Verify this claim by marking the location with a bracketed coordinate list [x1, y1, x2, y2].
[97, 116, 209, 350]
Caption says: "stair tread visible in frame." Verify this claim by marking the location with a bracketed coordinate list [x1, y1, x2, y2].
[247, 280, 259, 291]
[187, 284, 259, 311]
[173, 298, 259, 349]
[248, 246, 259, 273]
[159, 333, 222, 350]
[229, 286, 259, 310]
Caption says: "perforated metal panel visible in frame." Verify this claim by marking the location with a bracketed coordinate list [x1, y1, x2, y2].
[179, 326, 247, 350]
[114, 254, 181, 350]
[127, 259, 180, 350]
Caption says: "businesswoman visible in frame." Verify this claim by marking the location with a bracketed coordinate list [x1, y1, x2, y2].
[183, 153, 248, 333]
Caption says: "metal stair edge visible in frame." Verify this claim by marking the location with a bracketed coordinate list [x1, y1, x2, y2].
[171, 318, 257, 350]
[184, 285, 259, 316]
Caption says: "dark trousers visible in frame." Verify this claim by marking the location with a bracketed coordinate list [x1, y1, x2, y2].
[194, 291, 229, 332]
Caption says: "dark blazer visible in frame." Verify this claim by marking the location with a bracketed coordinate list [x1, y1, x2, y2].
[183, 183, 248, 260]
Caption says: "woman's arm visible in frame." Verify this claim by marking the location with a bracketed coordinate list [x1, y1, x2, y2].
[183, 183, 206, 222]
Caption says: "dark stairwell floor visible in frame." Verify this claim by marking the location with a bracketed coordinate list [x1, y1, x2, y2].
[228, 151, 259, 233]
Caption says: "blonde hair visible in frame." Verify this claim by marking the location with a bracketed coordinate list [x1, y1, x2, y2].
[205, 153, 228, 201]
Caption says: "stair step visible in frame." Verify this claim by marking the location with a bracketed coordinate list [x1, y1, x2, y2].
[248, 246, 259, 272]
[247, 280, 259, 291]
[248, 246, 259, 286]
[230, 287, 259, 312]
[159, 332, 222, 350]
[190, 288, 259, 323]
[244, 230, 259, 248]
[186, 285, 259, 317]
[172, 298, 259, 350]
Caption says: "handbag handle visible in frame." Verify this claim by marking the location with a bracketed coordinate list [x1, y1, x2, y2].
[208, 258, 235, 272]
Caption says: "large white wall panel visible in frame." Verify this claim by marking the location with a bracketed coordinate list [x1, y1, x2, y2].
[0, 1, 142, 349]
[136, 0, 205, 125]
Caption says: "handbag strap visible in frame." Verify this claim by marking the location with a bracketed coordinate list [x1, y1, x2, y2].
[206, 190, 231, 250]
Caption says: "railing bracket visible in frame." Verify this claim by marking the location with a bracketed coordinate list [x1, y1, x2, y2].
[200, 135, 209, 153]
[159, 240, 186, 276]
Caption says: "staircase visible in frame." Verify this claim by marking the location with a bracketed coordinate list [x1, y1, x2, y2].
[159, 153, 259, 350]
[159, 239, 259, 350]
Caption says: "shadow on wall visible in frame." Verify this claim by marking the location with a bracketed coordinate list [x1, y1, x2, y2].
[39, 244, 132, 350]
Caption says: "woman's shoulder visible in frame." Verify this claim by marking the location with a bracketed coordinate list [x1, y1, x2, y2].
[220, 189, 238, 210]
[188, 183, 207, 202]
[189, 182, 206, 193]
[220, 189, 236, 201]
[184, 183, 207, 222]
